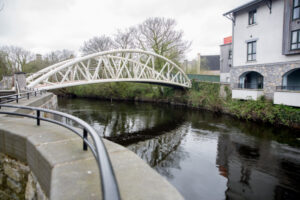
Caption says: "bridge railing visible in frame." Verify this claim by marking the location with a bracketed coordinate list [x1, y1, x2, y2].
[0, 89, 46, 104]
[0, 104, 121, 200]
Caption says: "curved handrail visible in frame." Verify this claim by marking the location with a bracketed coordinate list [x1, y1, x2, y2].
[0, 104, 121, 200]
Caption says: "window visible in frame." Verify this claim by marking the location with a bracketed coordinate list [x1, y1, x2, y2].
[247, 41, 256, 61]
[293, 0, 300, 20]
[291, 29, 300, 50]
[248, 10, 257, 25]
[228, 50, 232, 59]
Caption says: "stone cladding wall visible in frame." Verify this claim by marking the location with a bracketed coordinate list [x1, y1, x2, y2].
[230, 61, 300, 99]
[0, 153, 47, 200]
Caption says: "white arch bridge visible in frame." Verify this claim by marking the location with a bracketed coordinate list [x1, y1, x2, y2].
[26, 49, 192, 90]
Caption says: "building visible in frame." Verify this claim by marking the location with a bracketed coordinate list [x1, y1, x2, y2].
[183, 54, 220, 75]
[224, 0, 300, 107]
[220, 36, 233, 83]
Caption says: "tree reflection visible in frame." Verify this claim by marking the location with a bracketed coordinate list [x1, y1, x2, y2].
[57, 97, 300, 200]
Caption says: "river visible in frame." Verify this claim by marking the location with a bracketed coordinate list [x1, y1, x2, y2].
[57, 97, 300, 200]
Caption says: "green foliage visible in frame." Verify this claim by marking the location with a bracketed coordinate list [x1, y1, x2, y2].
[63, 81, 300, 128]
[0, 51, 12, 79]
[23, 60, 49, 73]
[226, 97, 300, 127]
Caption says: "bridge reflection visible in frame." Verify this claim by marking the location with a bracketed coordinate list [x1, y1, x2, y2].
[57, 98, 300, 200]
[58, 98, 187, 145]
[128, 123, 189, 178]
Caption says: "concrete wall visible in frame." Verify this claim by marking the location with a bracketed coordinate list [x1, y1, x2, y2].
[233, 0, 300, 67]
[274, 91, 300, 107]
[220, 43, 232, 73]
[0, 93, 184, 200]
[232, 89, 264, 100]
[220, 73, 231, 83]
[0, 76, 13, 90]
[220, 43, 232, 83]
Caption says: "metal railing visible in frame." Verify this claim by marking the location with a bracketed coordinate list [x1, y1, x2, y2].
[235, 83, 263, 89]
[0, 89, 46, 104]
[276, 85, 300, 91]
[0, 104, 121, 200]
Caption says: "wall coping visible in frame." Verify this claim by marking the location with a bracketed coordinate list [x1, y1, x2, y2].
[0, 93, 183, 200]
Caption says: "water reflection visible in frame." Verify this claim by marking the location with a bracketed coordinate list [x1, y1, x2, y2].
[128, 123, 190, 178]
[58, 98, 186, 144]
[217, 132, 300, 200]
[57, 98, 300, 200]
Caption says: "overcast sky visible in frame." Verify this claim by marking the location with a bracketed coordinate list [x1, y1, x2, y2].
[0, 0, 249, 60]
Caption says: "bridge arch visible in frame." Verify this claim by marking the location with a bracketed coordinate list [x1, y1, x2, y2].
[26, 49, 192, 90]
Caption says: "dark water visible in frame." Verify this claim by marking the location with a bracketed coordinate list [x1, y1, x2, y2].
[57, 97, 300, 200]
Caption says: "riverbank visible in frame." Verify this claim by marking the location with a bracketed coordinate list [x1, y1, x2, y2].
[56, 81, 300, 129]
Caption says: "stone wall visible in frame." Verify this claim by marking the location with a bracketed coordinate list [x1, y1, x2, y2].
[230, 61, 300, 99]
[0, 153, 47, 200]
[0, 93, 56, 200]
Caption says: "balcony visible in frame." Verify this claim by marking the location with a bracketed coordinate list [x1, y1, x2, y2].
[274, 86, 300, 107]
[232, 83, 264, 100]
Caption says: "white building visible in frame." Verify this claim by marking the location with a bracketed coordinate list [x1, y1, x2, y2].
[224, 0, 300, 107]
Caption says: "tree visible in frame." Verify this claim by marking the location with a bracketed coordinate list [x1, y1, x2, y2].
[0, 45, 32, 72]
[113, 27, 137, 49]
[80, 35, 114, 55]
[135, 17, 191, 63]
[44, 49, 75, 65]
[0, 51, 12, 79]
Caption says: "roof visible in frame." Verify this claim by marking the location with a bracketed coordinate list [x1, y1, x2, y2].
[223, 0, 264, 16]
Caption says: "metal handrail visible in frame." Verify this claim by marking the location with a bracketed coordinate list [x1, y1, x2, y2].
[0, 89, 46, 104]
[276, 85, 300, 91]
[234, 83, 263, 89]
[0, 104, 121, 200]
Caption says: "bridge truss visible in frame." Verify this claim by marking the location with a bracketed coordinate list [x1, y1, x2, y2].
[26, 49, 192, 90]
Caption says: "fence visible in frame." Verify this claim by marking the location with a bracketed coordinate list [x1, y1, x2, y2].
[187, 74, 220, 83]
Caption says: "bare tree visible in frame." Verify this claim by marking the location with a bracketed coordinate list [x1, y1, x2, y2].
[0, 45, 32, 72]
[80, 35, 114, 55]
[44, 49, 74, 64]
[113, 27, 137, 49]
[135, 17, 191, 62]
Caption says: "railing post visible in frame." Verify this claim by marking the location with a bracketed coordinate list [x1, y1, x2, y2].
[16, 95, 18, 103]
[37, 110, 40, 126]
[83, 129, 88, 151]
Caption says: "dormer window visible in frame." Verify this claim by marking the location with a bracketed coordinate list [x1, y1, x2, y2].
[293, 0, 300, 20]
[248, 10, 257, 25]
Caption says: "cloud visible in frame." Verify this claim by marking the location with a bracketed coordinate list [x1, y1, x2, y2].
[0, 0, 250, 59]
